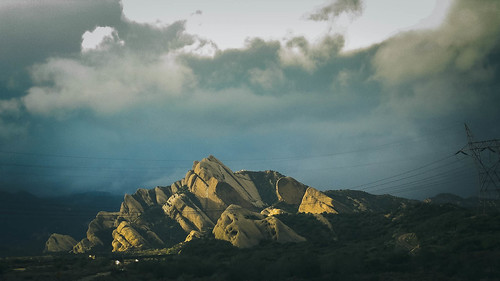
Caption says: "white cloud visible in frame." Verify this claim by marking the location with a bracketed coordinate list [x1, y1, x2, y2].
[373, 0, 500, 85]
[279, 35, 344, 71]
[81, 26, 123, 52]
[23, 53, 194, 116]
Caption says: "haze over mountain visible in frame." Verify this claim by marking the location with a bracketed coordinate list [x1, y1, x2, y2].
[0, 0, 499, 200]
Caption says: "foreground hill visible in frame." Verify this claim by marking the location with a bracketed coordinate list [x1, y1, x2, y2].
[2, 200, 499, 281]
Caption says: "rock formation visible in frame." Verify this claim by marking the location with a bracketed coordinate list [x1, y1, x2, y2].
[276, 177, 307, 205]
[213, 205, 306, 248]
[298, 187, 340, 214]
[44, 233, 77, 253]
[56, 155, 410, 254]
[73, 211, 119, 253]
[162, 193, 214, 233]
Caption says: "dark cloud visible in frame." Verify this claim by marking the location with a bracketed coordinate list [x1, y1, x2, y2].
[308, 0, 363, 21]
[0, 0, 122, 93]
[0, 0, 498, 200]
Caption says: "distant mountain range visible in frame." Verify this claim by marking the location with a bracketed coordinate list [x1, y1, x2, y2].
[0, 190, 122, 256]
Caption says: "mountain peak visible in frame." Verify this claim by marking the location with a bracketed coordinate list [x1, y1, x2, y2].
[59, 155, 411, 253]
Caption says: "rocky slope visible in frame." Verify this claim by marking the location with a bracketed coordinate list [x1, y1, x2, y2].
[63, 155, 411, 252]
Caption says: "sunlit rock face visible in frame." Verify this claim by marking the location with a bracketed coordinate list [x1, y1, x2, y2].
[298, 187, 339, 214]
[184, 230, 203, 242]
[44, 233, 77, 253]
[213, 204, 306, 248]
[260, 207, 288, 216]
[66, 155, 390, 253]
[112, 221, 149, 252]
[182, 156, 267, 220]
[162, 193, 214, 233]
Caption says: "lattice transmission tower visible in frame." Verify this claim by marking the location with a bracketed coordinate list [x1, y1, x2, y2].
[457, 123, 500, 210]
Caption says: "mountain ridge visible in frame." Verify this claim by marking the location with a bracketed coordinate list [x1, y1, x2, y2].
[56, 155, 414, 253]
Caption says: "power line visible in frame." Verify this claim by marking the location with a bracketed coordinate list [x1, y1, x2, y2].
[366, 165, 471, 194]
[359, 158, 465, 191]
[342, 154, 456, 190]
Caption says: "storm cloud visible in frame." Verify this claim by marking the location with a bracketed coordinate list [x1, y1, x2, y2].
[0, 0, 498, 199]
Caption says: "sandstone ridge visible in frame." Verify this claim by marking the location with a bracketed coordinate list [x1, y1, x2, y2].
[51, 155, 396, 253]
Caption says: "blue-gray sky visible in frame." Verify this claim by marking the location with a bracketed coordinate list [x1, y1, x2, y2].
[0, 0, 499, 199]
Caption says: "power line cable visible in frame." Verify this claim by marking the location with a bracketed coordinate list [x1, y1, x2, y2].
[342, 154, 456, 190]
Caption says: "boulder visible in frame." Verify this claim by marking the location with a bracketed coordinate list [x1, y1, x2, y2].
[213, 205, 306, 248]
[44, 233, 77, 253]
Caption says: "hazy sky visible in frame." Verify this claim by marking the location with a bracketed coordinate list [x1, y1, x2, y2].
[1, 0, 499, 199]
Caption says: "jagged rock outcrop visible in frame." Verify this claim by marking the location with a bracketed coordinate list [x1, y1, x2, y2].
[276, 177, 307, 205]
[260, 207, 288, 216]
[120, 187, 172, 216]
[44, 233, 77, 253]
[162, 193, 214, 233]
[73, 211, 119, 253]
[298, 187, 340, 214]
[185, 230, 202, 242]
[213, 205, 306, 248]
[112, 221, 149, 252]
[181, 156, 267, 221]
[66, 155, 416, 254]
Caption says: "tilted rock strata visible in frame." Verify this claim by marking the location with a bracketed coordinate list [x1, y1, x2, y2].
[45, 233, 77, 253]
[162, 193, 214, 233]
[298, 187, 339, 214]
[213, 204, 306, 248]
[120, 187, 173, 215]
[67, 155, 369, 253]
[187, 156, 266, 209]
[112, 221, 149, 252]
[73, 211, 119, 253]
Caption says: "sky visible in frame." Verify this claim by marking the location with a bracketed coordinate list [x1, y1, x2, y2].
[0, 0, 499, 199]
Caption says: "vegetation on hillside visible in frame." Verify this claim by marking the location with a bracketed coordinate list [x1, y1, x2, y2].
[2, 202, 499, 280]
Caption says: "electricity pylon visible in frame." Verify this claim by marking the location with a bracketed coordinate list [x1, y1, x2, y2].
[457, 123, 500, 211]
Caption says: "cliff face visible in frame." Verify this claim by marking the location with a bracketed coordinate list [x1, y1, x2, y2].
[65, 155, 401, 252]
[212, 204, 306, 248]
